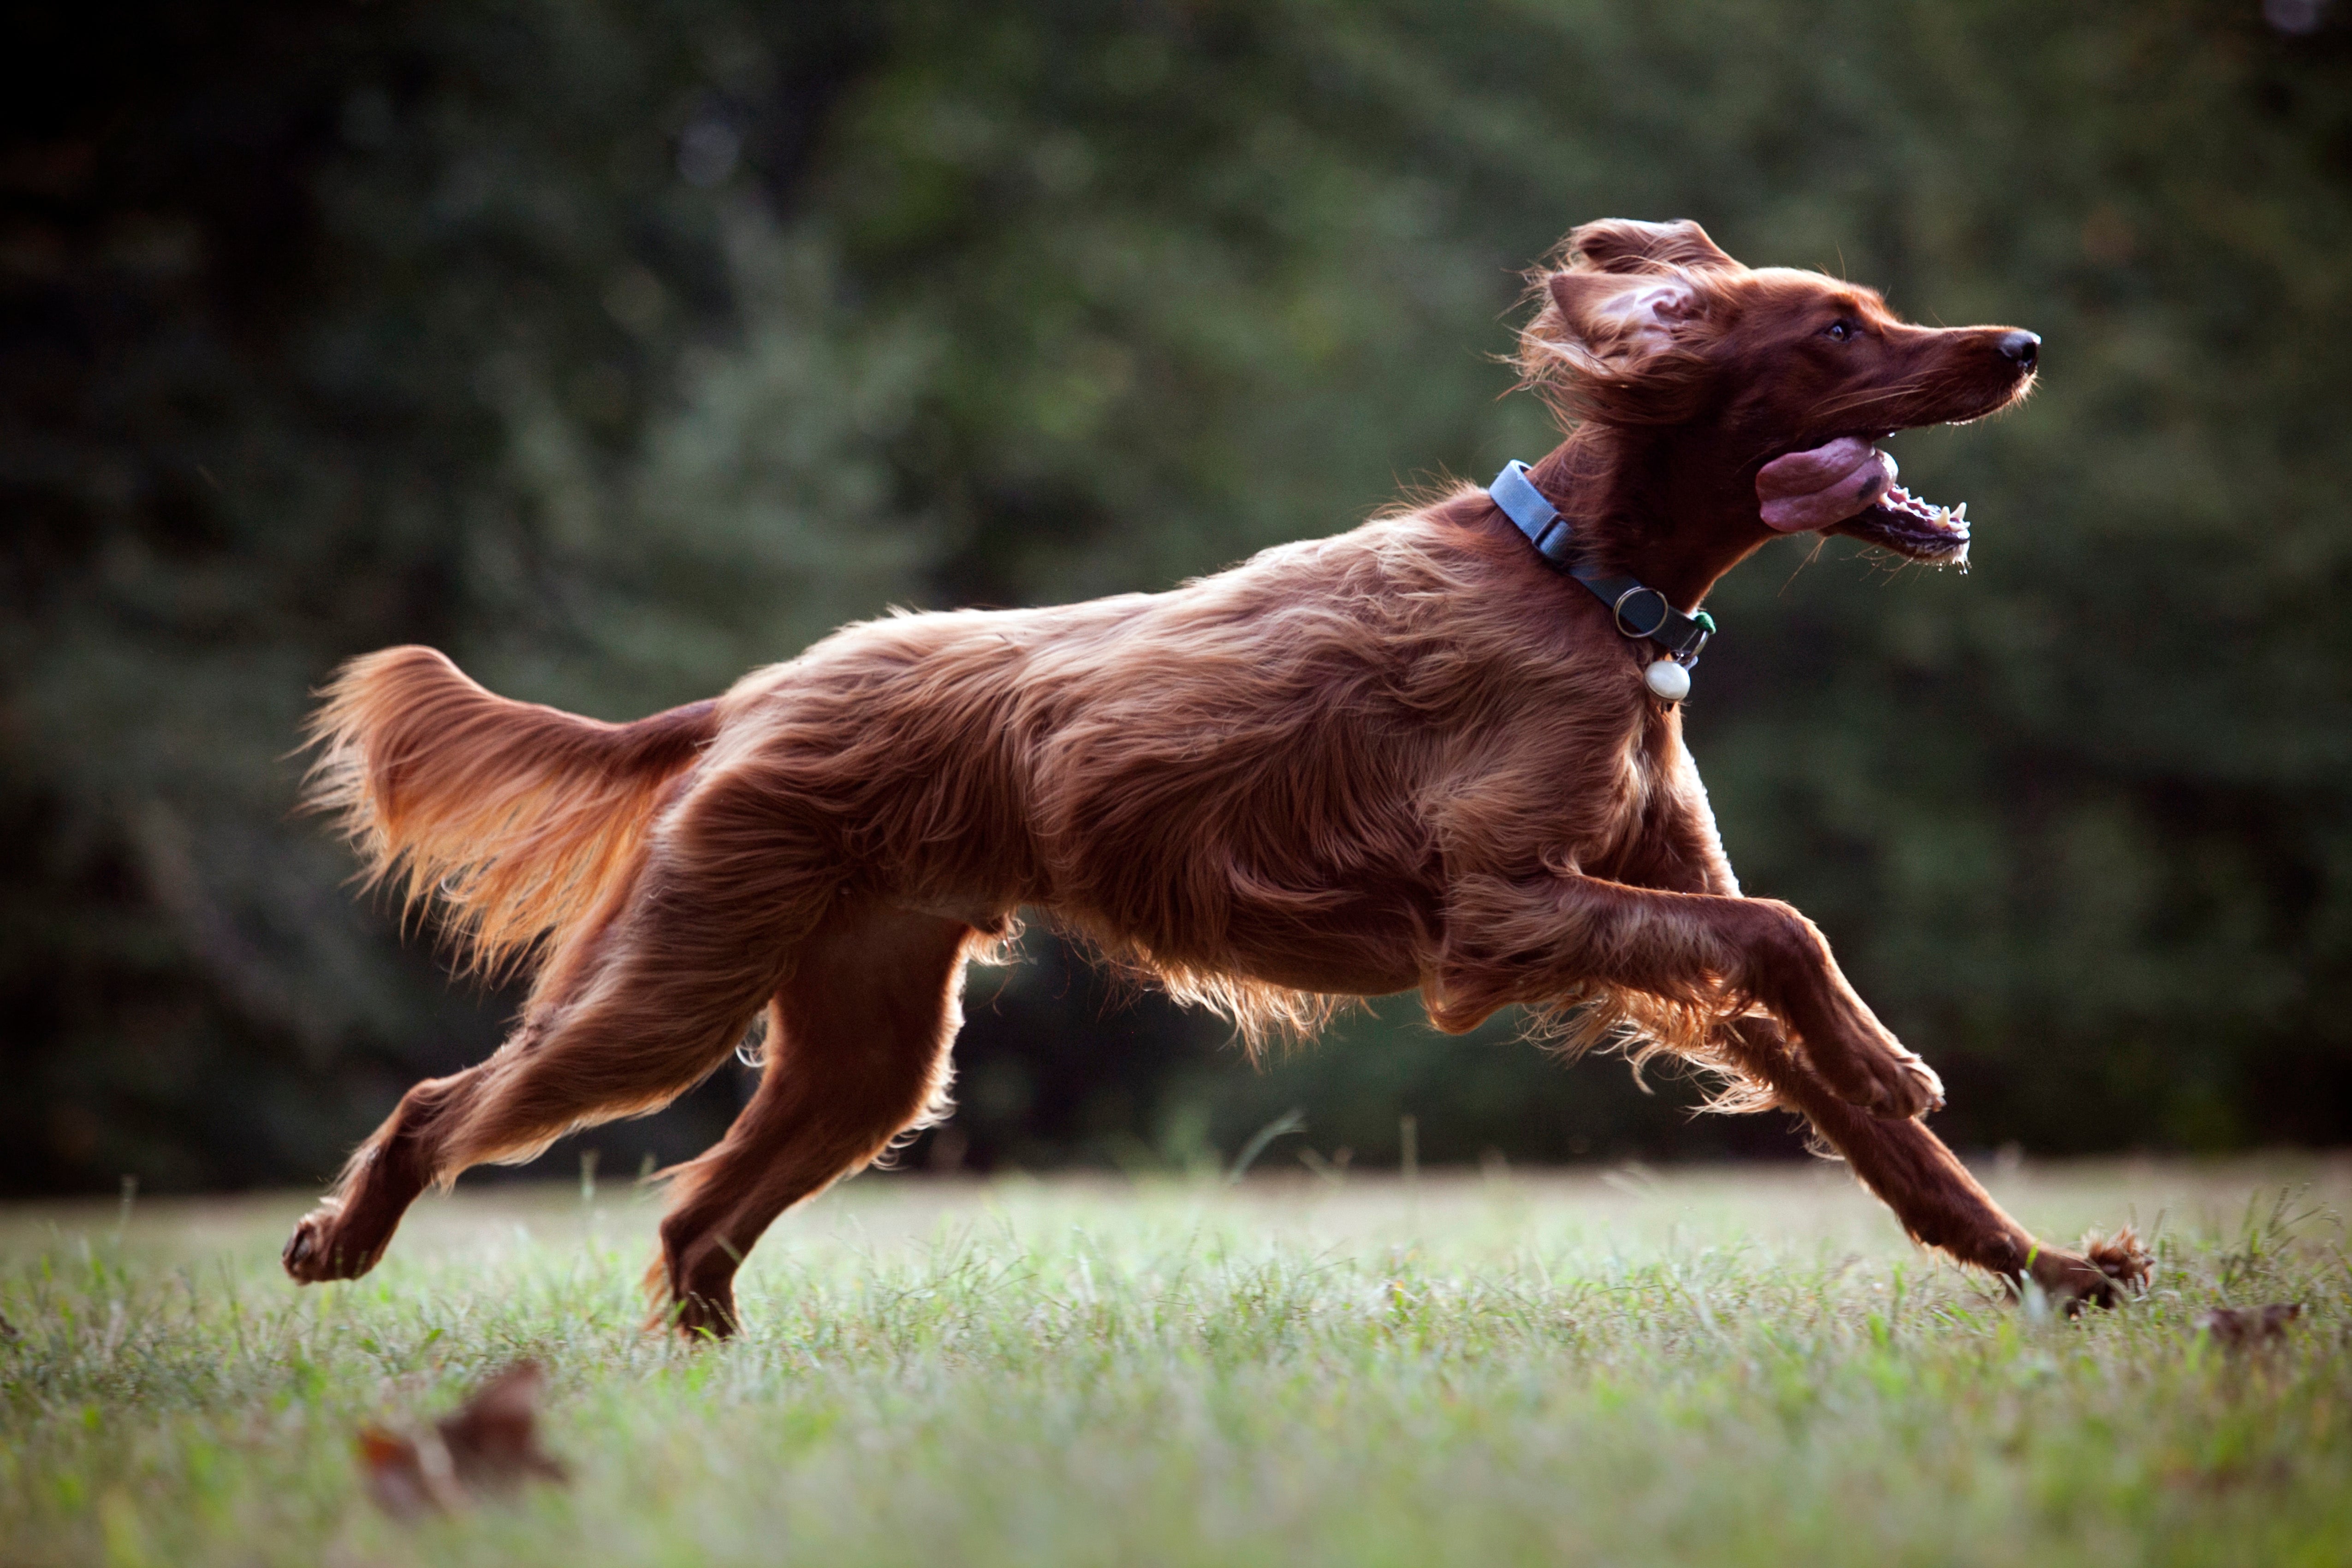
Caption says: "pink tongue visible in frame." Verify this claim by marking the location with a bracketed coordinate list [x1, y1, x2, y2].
[1756, 436, 1896, 532]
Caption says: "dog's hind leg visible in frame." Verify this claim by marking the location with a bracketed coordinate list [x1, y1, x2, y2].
[647, 902, 976, 1338]
[284, 802, 830, 1284]
[282, 940, 779, 1284]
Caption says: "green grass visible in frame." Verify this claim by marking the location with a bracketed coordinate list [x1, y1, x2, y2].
[2, 1159, 2347, 1567]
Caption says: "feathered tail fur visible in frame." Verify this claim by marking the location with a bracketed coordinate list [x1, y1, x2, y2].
[302, 647, 718, 977]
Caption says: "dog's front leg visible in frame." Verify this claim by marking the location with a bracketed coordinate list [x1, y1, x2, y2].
[1429, 870, 1944, 1120]
[1586, 790, 2148, 1308]
[1712, 1016, 2148, 1308]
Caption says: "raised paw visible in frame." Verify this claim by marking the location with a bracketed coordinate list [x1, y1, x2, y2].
[1815, 1035, 1946, 1120]
[1893, 1050, 1945, 1118]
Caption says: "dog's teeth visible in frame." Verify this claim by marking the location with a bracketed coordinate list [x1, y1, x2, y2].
[1954, 502, 1967, 523]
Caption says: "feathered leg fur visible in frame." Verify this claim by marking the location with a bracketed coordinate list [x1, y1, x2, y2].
[650, 902, 974, 1336]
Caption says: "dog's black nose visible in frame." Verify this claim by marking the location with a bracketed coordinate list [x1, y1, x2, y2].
[1997, 330, 2040, 370]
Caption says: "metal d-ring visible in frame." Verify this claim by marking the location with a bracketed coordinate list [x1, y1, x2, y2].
[1611, 585, 1669, 641]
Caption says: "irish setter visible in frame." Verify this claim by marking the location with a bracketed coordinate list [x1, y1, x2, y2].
[285, 219, 2147, 1333]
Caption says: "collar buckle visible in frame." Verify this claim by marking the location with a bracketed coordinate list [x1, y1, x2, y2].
[1490, 461, 1721, 693]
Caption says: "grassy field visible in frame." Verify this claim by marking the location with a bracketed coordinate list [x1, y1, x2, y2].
[2, 1158, 2347, 1567]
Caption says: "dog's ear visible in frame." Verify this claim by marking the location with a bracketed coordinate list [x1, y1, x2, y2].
[1546, 273, 1702, 355]
[1513, 267, 1717, 426]
[1567, 218, 1738, 275]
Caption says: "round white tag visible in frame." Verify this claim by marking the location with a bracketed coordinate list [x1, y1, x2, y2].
[1644, 659, 1692, 702]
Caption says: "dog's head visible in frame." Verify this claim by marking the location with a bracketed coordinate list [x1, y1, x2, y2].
[1514, 219, 2039, 564]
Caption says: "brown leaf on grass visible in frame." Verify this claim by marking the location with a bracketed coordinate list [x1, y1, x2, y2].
[358, 1425, 456, 1519]
[439, 1360, 570, 1491]
[2194, 1303, 2303, 1350]
[359, 1360, 569, 1518]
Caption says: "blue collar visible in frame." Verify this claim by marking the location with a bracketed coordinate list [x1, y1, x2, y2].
[1489, 461, 1715, 669]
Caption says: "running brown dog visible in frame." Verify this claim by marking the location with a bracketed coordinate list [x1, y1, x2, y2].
[285, 219, 2148, 1334]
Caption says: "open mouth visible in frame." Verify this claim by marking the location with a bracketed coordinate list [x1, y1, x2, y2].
[1755, 434, 1971, 565]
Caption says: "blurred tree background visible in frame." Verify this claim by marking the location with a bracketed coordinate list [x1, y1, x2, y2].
[4, 0, 2349, 1194]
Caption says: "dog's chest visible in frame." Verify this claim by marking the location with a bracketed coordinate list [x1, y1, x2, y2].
[1530, 701, 1688, 876]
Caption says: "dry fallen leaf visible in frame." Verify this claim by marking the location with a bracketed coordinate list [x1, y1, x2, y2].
[358, 1425, 453, 1519]
[359, 1360, 568, 1518]
[2194, 1303, 2303, 1350]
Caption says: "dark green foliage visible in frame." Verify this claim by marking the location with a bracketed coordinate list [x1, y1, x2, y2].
[4, 0, 2348, 1191]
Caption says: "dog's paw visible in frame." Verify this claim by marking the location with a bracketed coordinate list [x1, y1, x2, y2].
[637, 1243, 744, 1342]
[642, 1283, 742, 1343]
[669, 1291, 740, 1343]
[282, 1204, 379, 1284]
[2081, 1224, 2152, 1293]
[2023, 1227, 2150, 1314]
[1817, 1036, 1945, 1120]
[1879, 1048, 1946, 1120]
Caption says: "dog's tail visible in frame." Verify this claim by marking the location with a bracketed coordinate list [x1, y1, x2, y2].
[303, 647, 719, 976]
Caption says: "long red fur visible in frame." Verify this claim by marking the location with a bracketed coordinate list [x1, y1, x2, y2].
[285, 220, 2150, 1333]
[305, 648, 717, 979]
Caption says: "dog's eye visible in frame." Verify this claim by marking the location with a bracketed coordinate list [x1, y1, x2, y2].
[1824, 319, 1855, 342]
